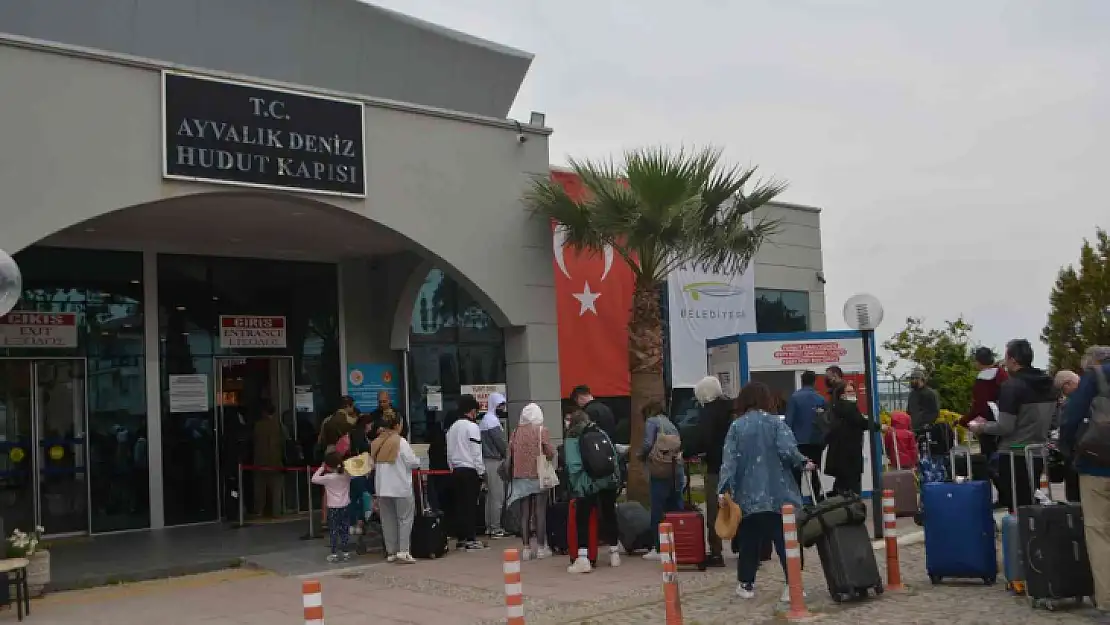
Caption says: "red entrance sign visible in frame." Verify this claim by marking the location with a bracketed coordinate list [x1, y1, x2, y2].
[218, 315, 287, 348]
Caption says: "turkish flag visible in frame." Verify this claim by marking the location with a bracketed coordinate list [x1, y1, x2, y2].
[550, 170, 634, 397]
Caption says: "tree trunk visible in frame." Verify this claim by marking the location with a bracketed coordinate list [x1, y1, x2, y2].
[626, 281, 666, 506]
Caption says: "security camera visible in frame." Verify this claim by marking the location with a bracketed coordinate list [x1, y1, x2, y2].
[816, 271, 827, 285]
[516, 133, 527, 144]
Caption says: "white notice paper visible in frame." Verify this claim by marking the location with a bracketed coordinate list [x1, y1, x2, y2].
[169, 374, 209, 413]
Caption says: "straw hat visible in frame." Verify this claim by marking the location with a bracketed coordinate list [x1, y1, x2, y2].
[714, 493, 742, 540]
[343, 452, 373, 478]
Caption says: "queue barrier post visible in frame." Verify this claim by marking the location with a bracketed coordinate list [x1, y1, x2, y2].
[882, 489, 904, 591]
[305, 465, 316, 540]
[237, 463, 245, 528]
[658, 522, 683, 625]
[782, 504, 811, 621]
[303, 579, 324, 625]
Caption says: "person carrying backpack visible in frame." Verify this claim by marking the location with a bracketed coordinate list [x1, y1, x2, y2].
[563, 408, 621, 574]
[638, 401, 684, 561]
[1060, 345, 1110, 616]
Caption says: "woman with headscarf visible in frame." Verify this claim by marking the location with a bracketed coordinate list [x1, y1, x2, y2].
[371, 411, 421, 563]
[479, 392, 510, 538]
[506, 403, 556, 560]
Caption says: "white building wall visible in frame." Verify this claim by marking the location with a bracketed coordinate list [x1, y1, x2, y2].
[752, 202, 827, 331]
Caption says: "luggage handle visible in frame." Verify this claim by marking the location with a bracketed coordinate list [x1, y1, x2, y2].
[1024, 443, 1050, 503]
[801, 465, 824, 504]
[948, 427, 974, 481]
[888, 426, 903, 470]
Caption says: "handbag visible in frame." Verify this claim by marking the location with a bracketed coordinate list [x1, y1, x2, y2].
[498, 431, 514, 482]
[536, 432, 560, 490]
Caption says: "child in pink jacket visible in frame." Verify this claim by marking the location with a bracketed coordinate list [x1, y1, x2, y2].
[312, 451, 352, 562]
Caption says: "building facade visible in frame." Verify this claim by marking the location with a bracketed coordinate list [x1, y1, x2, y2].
[0, 0, 557, 536]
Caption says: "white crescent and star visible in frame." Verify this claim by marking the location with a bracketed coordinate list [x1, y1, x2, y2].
[553, 226, 613, 316]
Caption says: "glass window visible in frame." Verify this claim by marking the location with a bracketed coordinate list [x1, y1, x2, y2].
[406, 269, 504, 444]
[755, 288, 810, 333]
[5, 247, 151, 532]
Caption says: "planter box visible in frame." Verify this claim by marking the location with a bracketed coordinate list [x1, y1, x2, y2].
[25, 550, 49, 597]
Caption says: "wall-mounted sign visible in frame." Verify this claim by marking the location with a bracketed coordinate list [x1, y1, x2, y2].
[219, 315, 287, 349]
[746, 338, 864, 372]
[162, 71, 366, 197]
[347, 363, 399, 412]
[461, 384, 507, 412]
[169, 374, 210, 413]
[0, 312, 78, 348]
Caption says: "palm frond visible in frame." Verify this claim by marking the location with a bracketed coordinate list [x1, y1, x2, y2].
[526, 146, 789, 283]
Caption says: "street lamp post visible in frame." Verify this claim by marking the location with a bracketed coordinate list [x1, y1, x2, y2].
[0, 249, 21, 317]
[843, 293, 886, 539]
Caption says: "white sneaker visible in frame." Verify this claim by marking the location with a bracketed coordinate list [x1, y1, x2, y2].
[609, 551, 621, 567]
[567, 556, 593, 574]
[780, 584, 806, 603]
[521, 548, 535, 561]
[326, 554, 340, 563]
[386, 554, 397, 563]
[535, 546, 553, 560]
[642, 549, 660, 560]
[736, 583, 755, 599]
[396, 552, 417, 564]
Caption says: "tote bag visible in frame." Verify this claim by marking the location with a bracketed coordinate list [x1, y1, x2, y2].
[536, 431, 560, 490]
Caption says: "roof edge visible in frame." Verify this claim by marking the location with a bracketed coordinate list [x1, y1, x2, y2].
[0, 32, 552, 136]
[365, 2, 534, 61]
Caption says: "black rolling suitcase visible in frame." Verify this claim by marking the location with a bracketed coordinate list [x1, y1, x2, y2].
[410, 470, 448, 559]
[815, 521, 884, 602]
[1019, 502, 1094, 610]
[1016, 443, 1094, 610]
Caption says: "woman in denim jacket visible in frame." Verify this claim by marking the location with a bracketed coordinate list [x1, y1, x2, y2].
[718, 382, 814, 601]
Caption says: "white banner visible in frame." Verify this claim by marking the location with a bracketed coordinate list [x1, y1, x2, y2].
[666, 263, 755, 387]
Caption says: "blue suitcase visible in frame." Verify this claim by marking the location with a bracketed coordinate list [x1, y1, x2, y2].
[923, 479, 997, 585]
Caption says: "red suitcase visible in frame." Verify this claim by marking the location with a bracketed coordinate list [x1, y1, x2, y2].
[663, 510, 707, 570]
[567, 498, 598, 565]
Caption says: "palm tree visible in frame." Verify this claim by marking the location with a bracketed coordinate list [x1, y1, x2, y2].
[525, 146, 785, 503]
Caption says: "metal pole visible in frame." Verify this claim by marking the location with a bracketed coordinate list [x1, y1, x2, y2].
[863, 330, 884, 539]
[305, 465, 315, 539]
[237, 463, 245, 528]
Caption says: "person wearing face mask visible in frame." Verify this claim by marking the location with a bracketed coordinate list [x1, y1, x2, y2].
[479, 392, 510, 539]
[822, 367, 884, 497]
[906, 369, 941, 431]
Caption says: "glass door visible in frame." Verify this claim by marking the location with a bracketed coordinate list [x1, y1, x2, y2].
[0, 359, 89, 537]
[35, 359, 89, 535]
[0, 361, 35, 535]
[215, 357, 297, 521]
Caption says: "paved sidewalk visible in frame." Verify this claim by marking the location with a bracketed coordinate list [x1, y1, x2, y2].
[8, 536, 1103, 624]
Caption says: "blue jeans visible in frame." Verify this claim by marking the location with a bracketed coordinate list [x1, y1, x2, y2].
[348, 476, 370, 525]
[649, 476, 683, 548]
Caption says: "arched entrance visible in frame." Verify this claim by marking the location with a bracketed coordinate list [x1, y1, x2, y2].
[0, 190, 548, 533]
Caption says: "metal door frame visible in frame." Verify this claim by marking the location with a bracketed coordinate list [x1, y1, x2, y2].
[212, 355, 297, 521]
[0, 356, 91, 538]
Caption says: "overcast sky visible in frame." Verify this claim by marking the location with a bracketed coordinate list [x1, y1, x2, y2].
[373, 0, 1108, 366]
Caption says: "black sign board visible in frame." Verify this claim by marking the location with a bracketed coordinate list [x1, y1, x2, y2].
[163, 71, 366, 197]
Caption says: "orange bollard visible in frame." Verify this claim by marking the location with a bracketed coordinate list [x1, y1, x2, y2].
[882, 489, 904, 591]
[302, 579, 324, 625]
[781, 504, 811, 620]
[658, 522, 684, 625]
[504, 548, 525, 625]
[1039, 472, 1050, 494]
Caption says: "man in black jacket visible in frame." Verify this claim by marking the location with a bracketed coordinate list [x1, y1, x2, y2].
[693, 375, 732, 567]
[906, 369, 941, 431]
[571, 385, 617, 439]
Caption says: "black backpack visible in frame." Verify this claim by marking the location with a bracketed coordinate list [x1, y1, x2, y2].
[579, 428, 617, 479]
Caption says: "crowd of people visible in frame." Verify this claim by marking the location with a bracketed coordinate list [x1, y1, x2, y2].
[298, 339, 1110, 616]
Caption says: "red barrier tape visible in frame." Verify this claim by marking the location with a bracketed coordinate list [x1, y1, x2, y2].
[238, 464, 319, 472]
